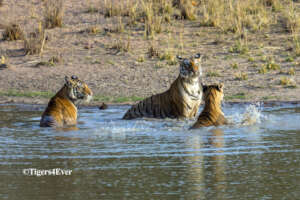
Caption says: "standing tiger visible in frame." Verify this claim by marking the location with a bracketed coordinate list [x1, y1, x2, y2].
[40, 75, 93, 127]
[190, 84, 228, 129]
[123, 53, 203, 120]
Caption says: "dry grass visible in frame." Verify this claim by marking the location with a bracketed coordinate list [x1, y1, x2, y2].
[2, 24, 24, 41]
[282, 2, 300, 33]
[44, 0, 64, 29]
[259, 65, 268, 74]
[229, 40, 249, 54]
[24, 23, 46, 55]
[148, 43, 160, 58]
[159, 50, 176, 65]
[142, 1, 163, 38]
[103, 1, 128, 18]
[0, 55, 8, 68]
[85, 26, 101, 35]
[175, 0, 197, 20]
[35, 55, 62, 67]
[109, 37, 131, 53]
[199, 0, 272, 34]
[206, 70, 221, 77]
[104, 17, 125, 34]
[235, 72, 248, 80]
[1, 55, 5, 64]
[280, 76, 296, 87]
[288, 67, 296, 75]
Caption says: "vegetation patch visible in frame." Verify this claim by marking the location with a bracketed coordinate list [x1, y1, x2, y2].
[0, 90, 54, 99]
[2, 24, 24, 41]
[225, 92, 246, 100]
[44, 0, 64, 29]
[206, 70, 220, 77]
[24, 23, 46, 55]
[93, 95, 144, 103]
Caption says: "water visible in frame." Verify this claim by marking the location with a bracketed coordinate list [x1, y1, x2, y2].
[0, 103, 300, 200]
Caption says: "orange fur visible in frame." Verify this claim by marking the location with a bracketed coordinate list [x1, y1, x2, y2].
[190, 84, 227, 129]
[40, 76, 92, 127]
[123, 54, 203, 120]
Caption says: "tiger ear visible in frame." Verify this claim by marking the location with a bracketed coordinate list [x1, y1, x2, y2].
[193, 53, 203, 64]
[202, 84, 208, 93]
[71, 75, 78, 80]
[65, 76, 72, 86]
[194, 53, 201, 59]
[176, 55, 183, 60]
[217, 83, 224, 91]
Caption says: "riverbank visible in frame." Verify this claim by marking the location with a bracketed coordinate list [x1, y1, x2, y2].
[0, 0, 299, 104]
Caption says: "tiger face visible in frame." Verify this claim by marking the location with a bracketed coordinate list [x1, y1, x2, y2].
[202, 84, 224, 102]
[65, 75, 93, 102]
[177, 53, 203, 79]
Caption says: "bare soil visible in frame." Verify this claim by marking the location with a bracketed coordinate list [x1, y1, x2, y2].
[0, 0, 300, 105]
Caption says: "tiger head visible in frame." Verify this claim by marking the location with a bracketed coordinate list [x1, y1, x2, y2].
[177, 53, 203, 79]
[64, 75, 93, 102]
[202, 84, 224, 103]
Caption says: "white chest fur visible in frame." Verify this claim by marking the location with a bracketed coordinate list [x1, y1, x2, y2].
[178, 77, 202, 102]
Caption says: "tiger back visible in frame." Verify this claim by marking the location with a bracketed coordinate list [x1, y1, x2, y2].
[40, 75, 93, 127]
[123, 53, 203, 120]
[190, 84, 227, 129]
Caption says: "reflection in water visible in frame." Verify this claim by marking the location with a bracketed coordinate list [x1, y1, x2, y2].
[209, 129, 226, 200]
[185, 134, 204, 200]
[185, 129, 227, 200]
[0, 103, 300, 199]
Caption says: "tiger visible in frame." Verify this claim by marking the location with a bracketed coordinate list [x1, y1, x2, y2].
[190, 84, 228, 129]
[40, 75, 93, 127]
[123, 53, 203, 120]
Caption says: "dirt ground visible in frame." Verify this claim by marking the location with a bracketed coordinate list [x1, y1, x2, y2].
[0, 0, 300, 105]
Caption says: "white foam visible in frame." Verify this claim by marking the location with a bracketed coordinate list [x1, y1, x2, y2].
[225, 103, 265, 126]
[241, 103, 264, 126]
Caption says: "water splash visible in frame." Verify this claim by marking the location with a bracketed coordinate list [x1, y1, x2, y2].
[241, 103, 264, 126]
[226, 103, 265, 126]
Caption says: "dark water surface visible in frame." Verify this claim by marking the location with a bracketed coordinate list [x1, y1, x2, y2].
[0, 103, 299, 200]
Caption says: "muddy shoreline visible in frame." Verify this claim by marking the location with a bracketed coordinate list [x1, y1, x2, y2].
[1, 96, 300, 108]
[0, 0, 300, 105]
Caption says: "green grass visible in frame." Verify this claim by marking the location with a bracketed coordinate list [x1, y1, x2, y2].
[0, 90, 144, 103]
[206, 71, 221, 77]
[225, 92, 246, 100]
[0, 90, 54, 98]
[93, 95, 144, 103]
[262, 96, 278, 100]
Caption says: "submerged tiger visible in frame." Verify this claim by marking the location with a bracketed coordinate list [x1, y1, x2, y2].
[123, 53, 203, 120]
[190, 84, 228, 129]
[40, 75, 93, 127]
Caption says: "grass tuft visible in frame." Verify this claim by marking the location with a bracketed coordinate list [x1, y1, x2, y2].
[44, 0, 64, 29]
[148, 43, 160, 58]
[225, 92, 246, 100]
[229, 40, 248, 54]
[110, 37, 131, 53]
[2, 24, 24, 41]
[234, 72, 248, 80]
[206, 70, 221, 77]
[24, 23, 46, 55]
[288, 67, 295, 75]
[279, 76, 296, 87]
[282, 2, 300, 33]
